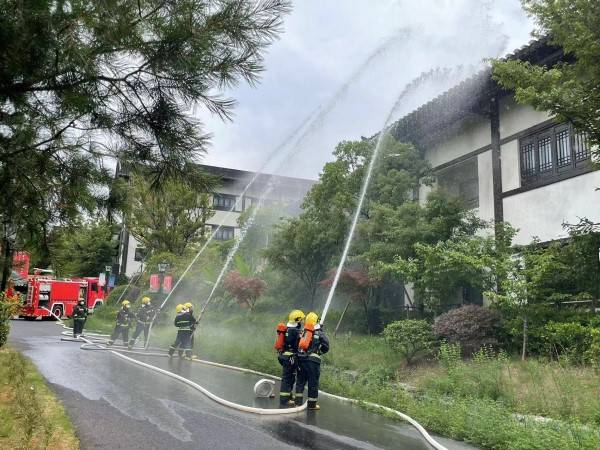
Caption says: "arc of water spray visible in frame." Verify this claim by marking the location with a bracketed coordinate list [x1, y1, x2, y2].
[186, 31, 415, 320]
[144, 29, 412, 344]
[143, 114, 318, 349]
[319, 65, 484, 324]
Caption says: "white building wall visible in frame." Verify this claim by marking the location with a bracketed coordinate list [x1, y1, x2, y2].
[123, 233, 143, 278]
[426, 116, 490, 167]
[499, 96, 552, 139]
[500, 139, 520, 192]
[476, 150, 495, 223]
[503, 171, 600, 245]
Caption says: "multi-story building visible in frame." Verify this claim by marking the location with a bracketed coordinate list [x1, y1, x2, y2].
[391, 37, 598, 307]
[394, 37, 597, 245]
[117, 164, 314, 278]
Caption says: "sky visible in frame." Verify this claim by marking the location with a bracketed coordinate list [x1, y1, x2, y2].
[199, 0, 535, 180]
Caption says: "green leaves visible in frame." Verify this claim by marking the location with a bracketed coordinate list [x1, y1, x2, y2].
[493, 1, 600, 151]
[126, 172, 214, 256]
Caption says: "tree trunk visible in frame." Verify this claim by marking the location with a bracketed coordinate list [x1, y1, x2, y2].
[0, 236, 11, 292]
[334, 297, 352, 337]
[362, 297, 371, 335]
[521, 314, 528, 361]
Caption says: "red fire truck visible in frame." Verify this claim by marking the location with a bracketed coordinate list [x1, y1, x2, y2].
[19, 274, 106, 320]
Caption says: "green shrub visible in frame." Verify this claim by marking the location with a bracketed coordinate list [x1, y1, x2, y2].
[0, 321, 8, 347]
[585, 328, 600, 367]
[433, 305, 502, 355]
[383, 319, 433, 364]
[541, 321, 593, 363]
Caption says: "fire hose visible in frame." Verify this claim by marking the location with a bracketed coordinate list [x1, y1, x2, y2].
[46, 310, 447, 449]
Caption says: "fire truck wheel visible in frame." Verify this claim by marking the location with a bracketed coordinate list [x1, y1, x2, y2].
[51, 306, 64, 320]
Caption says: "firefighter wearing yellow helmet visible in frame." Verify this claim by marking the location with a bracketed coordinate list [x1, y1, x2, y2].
[295, 312, 329, 410]
[107, 300, 134, 346]
[128, 296, 156, 350]
[169, 303, 193, 359]
[184, 302, 200, 355]
[274, 309, 305, 407]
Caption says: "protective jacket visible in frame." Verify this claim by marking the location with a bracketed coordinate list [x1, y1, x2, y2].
[174, 311, 193, 331]
[136, 304, 155, 324]
[73, 304, 88, 321]
[281, 322, 301, 357]
[115, 308, 133, 327]
[298, 325, 329, 363]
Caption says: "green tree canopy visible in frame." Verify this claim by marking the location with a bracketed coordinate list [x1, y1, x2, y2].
[51, 221, 118, 277]
[0, 0, 290, 284]
[127, 173, 214, 256]
[492, 0, 600, 150]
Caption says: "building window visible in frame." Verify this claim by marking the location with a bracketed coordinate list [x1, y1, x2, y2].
[134, 247, 146, 262]
[213, 194, 237, 211]
[212, 225, 235, 240]
[437, 157, 479, 209]
[520, 123, 591, 186]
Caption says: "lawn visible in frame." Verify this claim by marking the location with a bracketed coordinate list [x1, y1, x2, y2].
[0, 346, 79, 450]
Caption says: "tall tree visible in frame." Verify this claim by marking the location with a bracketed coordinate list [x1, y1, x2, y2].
[266, 134, 432, 307]
[127, 173, 214, 256]
[492, 0, 600, 151]
[51, 221, 119, 277]
[0, 0, 291, 285]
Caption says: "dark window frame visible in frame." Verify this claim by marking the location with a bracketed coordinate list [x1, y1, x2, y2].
[212, 194, 238, 211]
[436, 157, 479, 210]
[519, 123, 591, 187]
[134, 247, 146, 262]
[212, 225, 235, 241]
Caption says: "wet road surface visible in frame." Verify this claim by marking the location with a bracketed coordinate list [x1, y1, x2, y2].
[9, 320, 477, 450]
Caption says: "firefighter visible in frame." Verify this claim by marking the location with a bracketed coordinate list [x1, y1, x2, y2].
[276, 309, 304, 407]
[295, 312, 329, 410]
[72, 299, 88, 338]
[128, 297, 155, 350]
[185, 301, 200, 354]
[107, 300, 133, 346]
[168, 304, 193, 360]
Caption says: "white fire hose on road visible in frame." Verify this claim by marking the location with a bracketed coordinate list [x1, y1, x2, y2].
[46, 309, 447, 449]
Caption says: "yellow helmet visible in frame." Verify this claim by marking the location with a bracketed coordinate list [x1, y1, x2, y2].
[288, 309, 305, 323]
[142, 296, 151, 305]
[184, 302, 193, 309]
[305, 312, 319, 326]
[176, 304, 184, 313]
[122, 300, 131, 307]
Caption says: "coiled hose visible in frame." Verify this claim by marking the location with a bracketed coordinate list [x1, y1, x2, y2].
[48, 313, 447, 449]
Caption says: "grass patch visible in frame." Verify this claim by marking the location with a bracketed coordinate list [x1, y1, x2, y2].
[0, 346, 79, 450]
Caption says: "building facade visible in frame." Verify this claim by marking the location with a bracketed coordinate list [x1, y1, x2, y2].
[393, 37, 598, 247]
[391, 38, 598, 309]
[117, 165, 314, 278]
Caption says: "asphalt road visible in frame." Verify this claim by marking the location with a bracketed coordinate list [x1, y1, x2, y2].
[9, 320, 477, 450]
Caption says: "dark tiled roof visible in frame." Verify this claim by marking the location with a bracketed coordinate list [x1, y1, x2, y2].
[391, 37, 563, 148]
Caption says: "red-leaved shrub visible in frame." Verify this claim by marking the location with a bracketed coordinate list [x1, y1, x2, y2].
[223, 271, 267, 312]
[433, 305, 502, 355]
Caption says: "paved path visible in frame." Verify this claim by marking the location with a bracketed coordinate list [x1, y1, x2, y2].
[9, 320, 476, 450]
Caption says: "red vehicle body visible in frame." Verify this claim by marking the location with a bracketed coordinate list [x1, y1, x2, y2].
[19, 275, 105, 319]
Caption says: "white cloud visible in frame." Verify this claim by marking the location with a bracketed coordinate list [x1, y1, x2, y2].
[199, 0, 534, 179]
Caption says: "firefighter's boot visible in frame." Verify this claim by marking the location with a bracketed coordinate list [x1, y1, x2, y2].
[168, 346, 175, 358]
[178, 350, 184, 358]
[184, 350, 193, 361]
[127, 339, 134, 350]
[308, 400, 320, 411]
[107, 340, 114, 346]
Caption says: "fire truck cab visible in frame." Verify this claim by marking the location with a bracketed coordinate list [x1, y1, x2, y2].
[19, 275, 105, 320]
